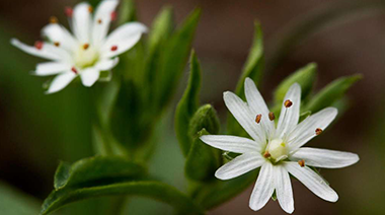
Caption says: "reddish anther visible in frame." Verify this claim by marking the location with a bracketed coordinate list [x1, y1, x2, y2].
[111, 11, 117, 21]
[34, 41, 44, 50]
[65, 7, 73, 17]
[111, 45, 118, 51]
[71, 67, 78, 74]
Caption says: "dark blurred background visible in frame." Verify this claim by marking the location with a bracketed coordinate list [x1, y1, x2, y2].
[1, 0, 385, 214]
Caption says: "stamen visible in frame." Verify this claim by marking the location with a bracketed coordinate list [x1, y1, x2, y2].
[54, 42, 60, 47]
[71, 67, 78, 74]
[111, 11, 117, 21]
[298, 159, 305, 167]
[34, 41, 43, 50]
[49, 16, 58, 24]
[83, 43, 90, 50]
[64, 7, 73, 17]
[284, 99, 293, 108]
[111, 45, 118, 51]
[98, 19, 102, 24]
[269, 112, 275, 121]
[88, 6, 94, 13]
[315, 128, 323, 135]
[263, 151, 271, 158]
[255, 114, 262, 124]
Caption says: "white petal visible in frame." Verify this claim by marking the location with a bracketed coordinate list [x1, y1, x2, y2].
[249, 162, 275, 211]
[72, 2, 92, 43]
[11, 39, 71, 62]
[34, 62, 71, 76]
[244, 78, 275, 138]
[47, 72, 77, 94]
[223, 91, 265, 144]
[41, 23, 77, 51]
[274, 165, 294, 214]
[276, 83, 301, 139]
[92, 0, 119, 46]
[288, 107, 338, 151]
[200, 135, 262, 153]
[101, 22, 147, 59]
[290, 147, 359, 169]
[284, 162, 339, 202]
[80, 68, 100, 87]
[215, 153, 264, 180]
[95, 58, 119, 71]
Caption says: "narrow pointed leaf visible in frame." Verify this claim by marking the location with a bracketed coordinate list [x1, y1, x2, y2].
[175, 51, 201, 157]
[155, 9, 201, 111]
[228, 22, 264, 136]
[118, 0, 137, 24]
[235, 22, 264, 97]
[304, 74, 361, 112]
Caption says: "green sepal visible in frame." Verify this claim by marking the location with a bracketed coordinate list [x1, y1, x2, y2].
[175, 51, 201, 157]
[188, 104, 220, 140]
[185, 129, 220, 181]
[304, 74, 361, 113]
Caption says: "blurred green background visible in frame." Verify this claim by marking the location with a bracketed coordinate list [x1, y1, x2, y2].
[1, 0, 385, 214]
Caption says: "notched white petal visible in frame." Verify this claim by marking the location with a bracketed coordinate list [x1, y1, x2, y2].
[95, 58, 119, 71]
[47, 72, 77, 94]
[288, 107, 338, 151]
[249, 162, 275, 211]
[200, 135, 262, 153]
[223, 91, 265, 143]
[101, 22, 148, 58]
[274, 165, 294, 214]
[276, 83, 301, 139]
[284, 161, 339, 202]
[80, 68, 100, 87]
[290, 147, 359, 169]
[215, 153, 264, 180]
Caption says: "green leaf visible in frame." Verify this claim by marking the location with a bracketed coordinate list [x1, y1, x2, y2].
[228, 22, 264, 136]
[143, 7, 175, 107]
[175, 51, 202, 157]
[148, 7, 175, 52]
[185, 129, 220, 181]
[192, 169, 259, 210]
[304, 74, 361, 113]
[0, 182, 41, 215]
[118, 0, 137, 24]
[235, 21, 264, 97]
[53, 156, 146, 190]
[41, 181, 204, 215]
[274, 62, 317, 104]
[155, 8, 201, 112]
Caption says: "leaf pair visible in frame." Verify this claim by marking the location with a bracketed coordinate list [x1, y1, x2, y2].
[41, 156, 203, 215]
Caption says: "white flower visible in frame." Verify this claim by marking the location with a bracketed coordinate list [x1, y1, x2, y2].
[200, 78, 359, 214]
[11, 0, 147, 94]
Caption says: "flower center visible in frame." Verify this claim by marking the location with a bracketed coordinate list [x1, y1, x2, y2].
[74, 44, 99, 69]
[264, 138, 288, 163]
